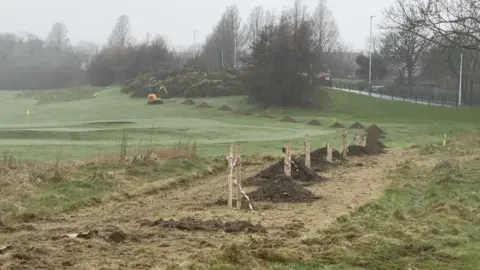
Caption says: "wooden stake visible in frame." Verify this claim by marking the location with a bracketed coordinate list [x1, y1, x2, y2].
[304, 135, 311, 168]
[342, 130, 348, 158]
[235, 144, 242, 209]
[326, 143, 333, 163]
[227, 144, 233, 208]
[284, 141, 291, 177]
[355, 134, 361, 146]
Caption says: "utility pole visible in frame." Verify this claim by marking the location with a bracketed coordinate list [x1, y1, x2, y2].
[221, 49, 224, 68]
[368, 15, 375, 85]
[458, 49, 463, 106]
[233, 34, 237, 69]
[193, 30, 196, 58]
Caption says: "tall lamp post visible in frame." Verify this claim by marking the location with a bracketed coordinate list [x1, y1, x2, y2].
[193, 30, 197, 58]
[368, 15, 375, 86]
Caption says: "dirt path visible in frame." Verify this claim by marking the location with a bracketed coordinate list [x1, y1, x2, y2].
[0, 150, 408, 269]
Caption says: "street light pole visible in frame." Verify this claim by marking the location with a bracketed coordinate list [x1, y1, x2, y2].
[458, 50, 463, 106]
[193, 30, 196, 57]
[233, 33, 237, 69]
[368, 15, 375, 85]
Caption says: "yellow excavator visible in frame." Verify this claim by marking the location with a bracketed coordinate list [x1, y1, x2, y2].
[147, 84, 168, 105]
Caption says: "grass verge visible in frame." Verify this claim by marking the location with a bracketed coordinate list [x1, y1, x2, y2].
[208, 140, 480, 270]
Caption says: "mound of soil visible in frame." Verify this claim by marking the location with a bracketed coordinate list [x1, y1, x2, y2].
[234, 108, 250, 115]
[347, 145, 369, 156]
[365, 124, 386, 135]
[309, 147, 345, 170]
[361, 126, 388, 155]
[349, 122, 365, 129]
[307, 120, 322, 126]
[247, 175, 320, 203]
[258, 112, 274, 118]
[244, 156, 323, 187]
[280, 116, 298, 123]
[197, 102, 212, 108]
[217, 105, 232, 111]
[330, 121, 345, 128]
[144, 217, 265, 233]
[181, 99, 195, 105]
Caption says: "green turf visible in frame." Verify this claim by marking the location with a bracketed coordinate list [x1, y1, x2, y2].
[290, 146, 480, 270]
[1, 87, 479, 160]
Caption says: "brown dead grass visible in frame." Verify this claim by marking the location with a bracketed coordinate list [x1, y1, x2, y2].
[0, 148, 412, 269]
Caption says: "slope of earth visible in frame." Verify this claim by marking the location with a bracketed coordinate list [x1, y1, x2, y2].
[0, 150, 405, 269]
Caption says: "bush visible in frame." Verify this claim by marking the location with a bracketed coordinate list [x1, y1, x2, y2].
[120, 67, 245, 98]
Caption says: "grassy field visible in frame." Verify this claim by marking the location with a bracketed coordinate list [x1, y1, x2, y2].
[1, 86, 480, 269]
[1, 86, 478, 161]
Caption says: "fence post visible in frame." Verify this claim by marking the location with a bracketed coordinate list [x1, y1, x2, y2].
[284, 141, 291, 177]
[235, 144, 242, 209]
[227, 144, 233, 208]
[326, 143, 333, 163]
[342, 130, 348, 158]
[304, 135, 311, 169]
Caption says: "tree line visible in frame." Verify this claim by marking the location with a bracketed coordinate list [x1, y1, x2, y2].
[1, 0, 479, 105]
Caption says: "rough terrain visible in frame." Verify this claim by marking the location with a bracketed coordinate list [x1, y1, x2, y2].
[0, 150, 406, 269]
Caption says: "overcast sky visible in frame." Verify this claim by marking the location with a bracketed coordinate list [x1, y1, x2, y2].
[0, 0, 394, 51]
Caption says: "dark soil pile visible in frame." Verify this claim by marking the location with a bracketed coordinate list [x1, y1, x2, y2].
[307, 120, 322, 126]
[217, 105, 232, 111]
[247, 175, 320, 203]
[348, 125, 387, 156]
[181, 99, 195, 105]
[258, 111, 274, 118]
[144, 217, 266, 233]
[330, 121, 345, 128]
[349, 122, 365, 129]
[234, 108, 250, 115]
[365, 124, 386, 135]
[309, 147, 345, 170]
[347, 145, 369, 156]
[280, 116, 298, 123]
[244, 157, 323, 187]
[197, 102, 212, 108]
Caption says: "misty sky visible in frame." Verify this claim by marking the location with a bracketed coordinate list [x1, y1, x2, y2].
[0, 0, 394, 51]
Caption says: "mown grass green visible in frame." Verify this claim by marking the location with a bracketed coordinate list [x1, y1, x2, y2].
[1, 87, 479, 161]
[281, 145, 480, 270]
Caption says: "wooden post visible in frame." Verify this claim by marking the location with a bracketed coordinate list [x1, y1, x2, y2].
[227, 144, 233, 208]
[284, 141, 291, 177]
[304, 135, 311, 168]
[355, 134, 361, 146]
[342, 130, 348, 158]
[235, 144, 242, 209]
[326, 143, 332, 162]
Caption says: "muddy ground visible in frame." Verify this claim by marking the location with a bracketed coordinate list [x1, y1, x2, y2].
[0, 151, 406, 269]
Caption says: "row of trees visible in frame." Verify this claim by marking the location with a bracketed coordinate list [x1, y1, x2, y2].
[0, 23, 90, 90]
[357, 0, 480, 104]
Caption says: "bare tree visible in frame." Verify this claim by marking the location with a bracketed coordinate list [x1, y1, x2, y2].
[107, 15, 134, 49]
[311, 0, 339, 71]
[383, 0, 480, 49]
[199, 5, 243, 70]
[381, 1, 431, 89]
[242, 6, 265, 48]
[46, 22, 70, 52]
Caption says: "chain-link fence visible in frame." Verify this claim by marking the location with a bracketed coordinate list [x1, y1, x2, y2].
[331, 80, 480, 107]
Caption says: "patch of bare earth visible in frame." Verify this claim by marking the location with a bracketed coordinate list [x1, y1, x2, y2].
[0, 150, 409, 269]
